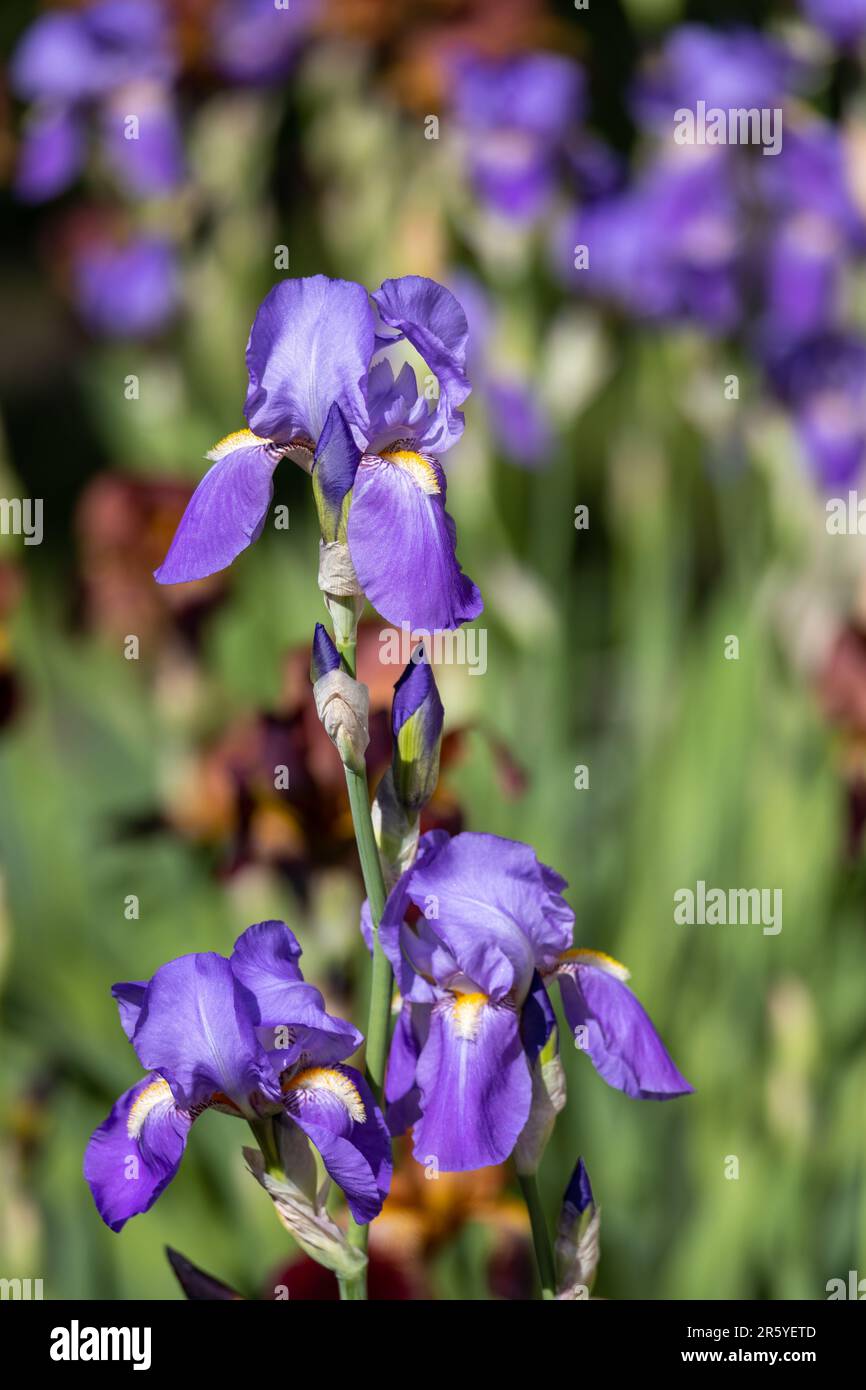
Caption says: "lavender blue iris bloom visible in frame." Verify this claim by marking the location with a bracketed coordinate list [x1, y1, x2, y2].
[11, 0, 183, 202]
[563, 152, 742, 333]
[632, 23, 799, 126]
[84, 921, 391, 1231]
[73, 233, 180, 337]
[365, 831, 691, 1171]
[210, 0, 314, 84]
[452, 51, 584, 222]
[155, 274, 482, 633]
[766, 333, 866, 489]
[757, 123, 866, 345]
[750, 123, 866, 485]
[799, 0, 866, 46]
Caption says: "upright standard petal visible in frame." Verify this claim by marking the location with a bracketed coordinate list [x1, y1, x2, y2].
[372, 277, 471, 454]
[400, 832, 573, 1003]
[412, 995, 532, 1170]
[154, 431, 278, 584]
[557, 951, 693, 1100]
[111, 980, 148, 1041]
[244, 276, 375, 445]
[132, 952, 275, 1113]
[84, 1074, 191, 1232]
[347, 450, 482, 631]
[284, 1064, 392, 1223]
[231, 920, 362, 1065]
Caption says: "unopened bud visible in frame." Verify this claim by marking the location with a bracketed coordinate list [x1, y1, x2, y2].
[390, 646, 444, 814]
[310, 624, 370, 772]
[555, 1157, 600, 1299]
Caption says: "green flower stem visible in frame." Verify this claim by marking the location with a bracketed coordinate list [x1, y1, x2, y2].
[518, 1171, 557, 1300]
[339, 638, 357, 679]
[316, 602, 392, 1298]
[249, 1117, 282, 1177]
[341, 759, 392, 1297]
[337, 1271, 366, 1300]
[343, 763, 390, 1093]
[252, 1116, 366, 1302]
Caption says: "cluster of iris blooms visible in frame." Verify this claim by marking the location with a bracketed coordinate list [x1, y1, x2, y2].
[11, 1, 866, 486]
[84, 267, 692, 1298]
[11, 0, 855, 1298]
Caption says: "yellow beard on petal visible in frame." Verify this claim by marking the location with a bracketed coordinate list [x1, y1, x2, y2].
[205, 428, 273, 462]
[127, 1078, 174, 1140]
[559, 948, 631, 982]
[284, 1066, 367, 1123]
[379, 449, 442, 495]
[450, 991, 489, 1040]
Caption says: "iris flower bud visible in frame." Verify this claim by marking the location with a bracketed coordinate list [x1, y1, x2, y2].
[391, 647, 444, 815]
[554, 1157, 601, 1300]
[310, 623, 370, 773]
[373, 648, 444, 884]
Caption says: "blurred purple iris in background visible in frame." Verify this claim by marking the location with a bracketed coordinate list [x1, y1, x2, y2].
[209, 0, 315, 85]
[563, 151, 742, 333]
[11, 0, 184, 202]
[799, 0, 866, 46]
[84, 920, 391, 1231]
[371, 831, 691, 1171]
[156, 273, 483, 633]
[556, 17, 866, 489]
[632, 23, 800, 125]
[452, 49, 585, 223]
[72, 232, 180, 338]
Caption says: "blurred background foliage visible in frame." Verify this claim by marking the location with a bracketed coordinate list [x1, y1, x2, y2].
[1, 0, 866, 1300]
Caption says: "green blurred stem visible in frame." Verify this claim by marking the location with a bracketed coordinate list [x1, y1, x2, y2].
[518, 1172, 556, 1300]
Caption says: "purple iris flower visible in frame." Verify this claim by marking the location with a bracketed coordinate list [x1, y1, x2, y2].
[11, 0, 183, 203]
[799, 0, 866, 46]
[210, 0, 315, 85]
[756, 123, 866, 346]
[72, 233, 180, 338]
[563, 152, 742, 333]
[452, 51, 585, 222]
[155, 274, 482, 633]
[765, 333, 866, 489]
[84, 920, 391, 1231]
[633, 23, 799, 126]
[369, 831, 691, 1172]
